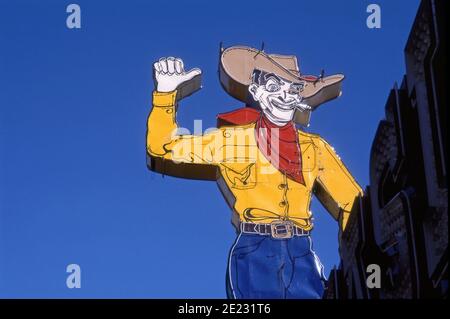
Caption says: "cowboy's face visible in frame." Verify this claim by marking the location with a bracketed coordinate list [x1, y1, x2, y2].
[249, 70, 309, 125]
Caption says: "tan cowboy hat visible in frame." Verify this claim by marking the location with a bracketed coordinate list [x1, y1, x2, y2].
[219, 45, 344, 126]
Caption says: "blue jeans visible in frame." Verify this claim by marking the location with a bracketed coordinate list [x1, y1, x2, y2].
[226, 233, 326, 299]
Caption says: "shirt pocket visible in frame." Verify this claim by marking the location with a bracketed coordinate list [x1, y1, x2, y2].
[300, 141, 316, 173]
[219, 162, 257, 190]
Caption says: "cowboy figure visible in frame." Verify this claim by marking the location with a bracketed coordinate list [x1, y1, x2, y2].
[146, 46, 362, 299]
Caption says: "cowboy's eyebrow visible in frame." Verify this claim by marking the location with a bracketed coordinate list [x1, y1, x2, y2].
[264, 74, 284, 85]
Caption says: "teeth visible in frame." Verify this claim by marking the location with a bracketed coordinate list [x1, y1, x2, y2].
[271, 99, 296, 109]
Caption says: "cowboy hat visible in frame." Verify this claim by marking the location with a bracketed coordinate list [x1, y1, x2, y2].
[219, 45, 344, 126]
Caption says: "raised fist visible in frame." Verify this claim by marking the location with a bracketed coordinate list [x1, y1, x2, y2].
[153, 57, 202, 100]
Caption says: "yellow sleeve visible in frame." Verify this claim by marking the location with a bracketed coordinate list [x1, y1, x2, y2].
[146, 90, 222, 180]
[313, 137, 363, 231]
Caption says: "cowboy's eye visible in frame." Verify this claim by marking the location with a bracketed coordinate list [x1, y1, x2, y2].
[289, 87, 299, 94]
[265, 80, 280, 92]
[290, 83, 304, 94]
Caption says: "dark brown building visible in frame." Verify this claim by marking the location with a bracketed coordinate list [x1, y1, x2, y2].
[325, 0, 448, 299]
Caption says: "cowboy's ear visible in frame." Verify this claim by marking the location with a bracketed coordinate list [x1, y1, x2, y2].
[248, 83, 259, 100]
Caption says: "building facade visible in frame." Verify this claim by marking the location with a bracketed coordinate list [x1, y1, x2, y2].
[325, 0, 447, 299]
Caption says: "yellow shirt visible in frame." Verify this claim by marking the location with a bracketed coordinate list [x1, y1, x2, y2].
[147, 90, 362, 231]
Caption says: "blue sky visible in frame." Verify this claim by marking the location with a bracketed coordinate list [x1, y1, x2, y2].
[0, 0, 420, 298]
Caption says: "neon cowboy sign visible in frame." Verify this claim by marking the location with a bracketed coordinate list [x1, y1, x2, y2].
[146, 45, 362, 299]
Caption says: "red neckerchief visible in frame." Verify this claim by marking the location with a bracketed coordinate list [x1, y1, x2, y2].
[217, 107, 305, 185]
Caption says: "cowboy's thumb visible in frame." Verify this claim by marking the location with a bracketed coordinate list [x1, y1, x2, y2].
[180, 68, 201, 82]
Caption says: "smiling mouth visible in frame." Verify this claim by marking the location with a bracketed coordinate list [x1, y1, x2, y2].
[270, 97, 299, 110]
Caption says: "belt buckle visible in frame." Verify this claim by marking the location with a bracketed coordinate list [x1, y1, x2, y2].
[270, 220, 294, 239]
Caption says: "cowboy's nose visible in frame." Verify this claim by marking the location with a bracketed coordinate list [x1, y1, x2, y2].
[278, 92, 287, 100]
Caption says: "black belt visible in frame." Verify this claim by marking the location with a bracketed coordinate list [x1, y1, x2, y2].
[240, 221, 309, 239]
